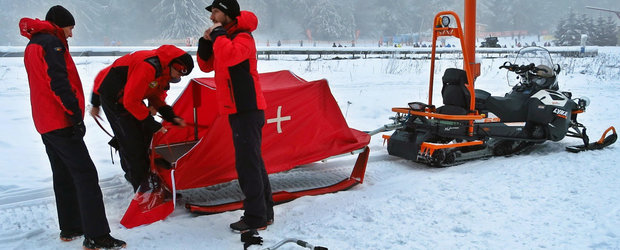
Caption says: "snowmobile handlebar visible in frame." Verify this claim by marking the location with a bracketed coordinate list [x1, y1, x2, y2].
[500, 62, 548, 76]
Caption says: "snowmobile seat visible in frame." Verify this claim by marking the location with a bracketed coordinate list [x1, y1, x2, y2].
[437, 68, 471, 115]
[474, 89, 490, 111]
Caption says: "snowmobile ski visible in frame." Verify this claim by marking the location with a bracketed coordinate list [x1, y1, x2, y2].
[566, 126, 617, 153]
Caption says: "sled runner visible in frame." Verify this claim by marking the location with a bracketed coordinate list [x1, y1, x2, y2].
[374, 11, 616, 167]
[120, 71, 370, 228]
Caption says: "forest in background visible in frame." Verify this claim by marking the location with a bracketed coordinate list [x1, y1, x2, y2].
[1, 0, 619, 46]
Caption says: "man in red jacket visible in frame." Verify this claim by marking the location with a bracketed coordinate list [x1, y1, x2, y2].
[90, 45, 193, 192]
[20, 5, 126, 249]
[199, 0, 274, 233]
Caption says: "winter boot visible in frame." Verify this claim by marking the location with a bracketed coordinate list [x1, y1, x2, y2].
[83, 234, 126, 250]
[230, 217, 267, 233]
[59, 230, 83, 241]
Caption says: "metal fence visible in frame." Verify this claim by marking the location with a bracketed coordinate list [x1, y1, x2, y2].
[0, 46, 598, 59]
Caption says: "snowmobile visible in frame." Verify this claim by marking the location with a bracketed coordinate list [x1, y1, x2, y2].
[374, 12, 616, 167]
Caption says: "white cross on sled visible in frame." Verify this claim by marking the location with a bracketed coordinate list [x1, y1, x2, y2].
[267, 106, 291, 134]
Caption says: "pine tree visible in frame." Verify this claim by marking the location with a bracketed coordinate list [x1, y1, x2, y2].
[305, 0, 355, 40]
[590, 16, 606, 46]
[555, 10, 581, 46]
[152, 0, 211, 41]
[602, 16, 618, 46]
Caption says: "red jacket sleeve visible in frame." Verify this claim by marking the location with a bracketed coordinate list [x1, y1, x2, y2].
[122, 62, 156, 120]
[147, 88, 167, 109]
[197, 54, 214, 73]
[212, 33, 254, 67]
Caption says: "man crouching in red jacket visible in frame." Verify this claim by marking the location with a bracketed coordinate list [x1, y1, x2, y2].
[20, 5, 126, 250]
[90, 45, 193, 192]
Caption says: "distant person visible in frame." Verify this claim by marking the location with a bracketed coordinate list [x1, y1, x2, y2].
[333, 42, 337, 47]
[277, 40, 281, 46]
[19, 5, 126, 250]
[90, 45, 192, 192]
[198, 0, 274, 233]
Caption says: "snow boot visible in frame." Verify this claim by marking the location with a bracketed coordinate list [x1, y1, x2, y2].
[59, 230, 83, 241]
[83, 234, 126, 250]
[230, 217, 268, 233]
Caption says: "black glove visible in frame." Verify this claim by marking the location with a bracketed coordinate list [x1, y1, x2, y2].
[158, 105, 184, 126]
[158, 105, 176, 122]
[210, 26, 227, 41]
[141, 115, 163, 134]
[90, 92, 101, 107]
[72, 121, 86, 138]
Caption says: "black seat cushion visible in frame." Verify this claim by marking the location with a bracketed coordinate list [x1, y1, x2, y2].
[438, 68, 470, 114]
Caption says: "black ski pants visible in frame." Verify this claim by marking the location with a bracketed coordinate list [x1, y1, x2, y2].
[100, 97, 152, 191]
[229, 110, 274, 227]
[41, 124, 110, 238]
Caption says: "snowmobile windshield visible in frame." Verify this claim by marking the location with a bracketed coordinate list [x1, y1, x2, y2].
[507, 46, 555, 87]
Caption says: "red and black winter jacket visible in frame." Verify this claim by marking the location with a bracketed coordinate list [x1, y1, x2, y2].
[197, 11, 266, 115]
[20, 18, 84, 134]
[91, 45, 188, 132]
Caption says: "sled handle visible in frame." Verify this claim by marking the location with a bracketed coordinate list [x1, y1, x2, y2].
[597, 126, 616, 144]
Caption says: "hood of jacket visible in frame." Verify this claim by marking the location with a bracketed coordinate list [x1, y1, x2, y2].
[229, 11, 258, 34]
[19, 18, 65, 41]
[155, 45, 188, 67]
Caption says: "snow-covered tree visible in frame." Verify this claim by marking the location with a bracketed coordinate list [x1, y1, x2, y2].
[554, 11, 582, 46]
[600, 16, 618, 46]
[152, 0, 211, 41]
[305, 0, 355, 40]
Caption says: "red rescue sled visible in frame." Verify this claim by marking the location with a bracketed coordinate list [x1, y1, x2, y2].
[121, 70, 370, 228]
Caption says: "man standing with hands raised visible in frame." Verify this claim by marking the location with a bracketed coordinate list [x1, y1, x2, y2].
[197, 0, 274, 233]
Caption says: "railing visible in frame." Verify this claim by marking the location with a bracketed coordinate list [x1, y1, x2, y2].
[0, 46, 598, 58]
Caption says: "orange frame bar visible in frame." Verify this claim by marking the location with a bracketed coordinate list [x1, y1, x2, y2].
[426, 9, 480, 136]
[420, 140, 484, 156]
[597, 126, 616, 144]
[392, 107, 485, 121]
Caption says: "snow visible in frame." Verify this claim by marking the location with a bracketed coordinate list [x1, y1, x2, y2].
[1, 46, 619, 250]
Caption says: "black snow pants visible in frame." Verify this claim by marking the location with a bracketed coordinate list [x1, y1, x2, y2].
[228, 110, 274, 227]
[41, 124, 111, 239]
[100, 97, 152, 192]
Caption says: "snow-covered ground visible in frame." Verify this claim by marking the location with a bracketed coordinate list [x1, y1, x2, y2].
[0, 47, 619, 249]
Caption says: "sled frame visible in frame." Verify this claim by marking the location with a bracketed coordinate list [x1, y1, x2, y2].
[186, 146, 370, 214]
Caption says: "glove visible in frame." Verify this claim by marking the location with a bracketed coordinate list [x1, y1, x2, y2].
[72, 121, 86, 138]
[210, 26, 227, 41]
[158, 105, 184, 126]
[158, 105, 176, 122]
[141, 115, 163, 134]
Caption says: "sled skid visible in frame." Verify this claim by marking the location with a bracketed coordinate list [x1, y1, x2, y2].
[186, 146, 370, 214]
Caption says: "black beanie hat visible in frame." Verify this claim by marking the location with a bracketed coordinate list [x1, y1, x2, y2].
[45, 5, 75, 28]
[170, 53, 194, 76]
[206, 0, 240, 18]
